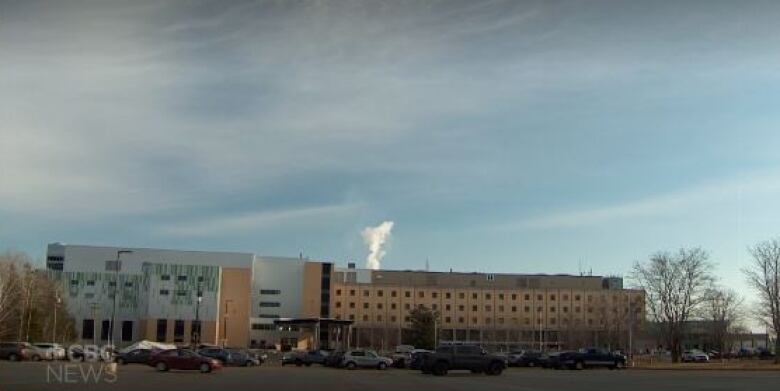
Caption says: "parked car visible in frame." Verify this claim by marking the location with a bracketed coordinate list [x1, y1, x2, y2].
[324, 350, 345, 367]
[341, 350, 393, 370]
[27, 344, 54, 361]
[391, 345, 415, 368]
[421, 345, 505, 376]
[281, 349, 330, 366]
[682, 350, 710, 363]
[755, 347, 776, 360]
[199, 347, 261, 367]
[0, 342, 34, 361]
[542, 351, 569, 369]
[33, 343, 67, 360]
[409, 349, 435, 370]
[115, 348, 154, 365]
[508, 350, 544, 367]
[148, 349, 222, 373]
[559, 348, 627, 370]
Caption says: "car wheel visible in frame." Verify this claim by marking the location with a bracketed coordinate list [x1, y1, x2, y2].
[200, 363, 211, 373]
[487, 362, 503, 376]
[615, 360, 625, 370]
[575, 361, 584, 370]
[295, 359, 303, 367]
[528, 362, 535, 367]
[245, 361, 253, 367]
[116, 358, 125, 365]
[432, 362, 448, 376]
[377, 362, 387, 370]
[346, 361, 357, 370]
[156, 362, 168, 372]
[9, 353, 20, 362]
[31, 355, 41, 362]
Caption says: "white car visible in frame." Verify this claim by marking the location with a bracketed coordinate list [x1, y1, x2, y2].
[682, 350, 709, 363]
[33, 343, 66, 360]
[341, 350, 393, 370]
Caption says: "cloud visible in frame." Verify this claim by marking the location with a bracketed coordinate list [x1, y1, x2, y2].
[157, 203, 361, 237]
[504, 171, 780, 230]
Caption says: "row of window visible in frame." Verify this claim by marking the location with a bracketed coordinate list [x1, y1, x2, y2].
[71, 280, 134, 287]
[334, 314, 607, 326]
[335, 289, 608, 302]
[81, 319, 134, 341]
[260, 289, 281, 295]
[160, 275, 204, 282]
[334, 301, 621, 314]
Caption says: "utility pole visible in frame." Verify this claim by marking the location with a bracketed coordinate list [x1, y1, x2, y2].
[90, 303, 100, 346]
[194, 277, 203, 347]
[53, 293, 61, 342]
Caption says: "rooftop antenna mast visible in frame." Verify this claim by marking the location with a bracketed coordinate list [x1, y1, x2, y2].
[425, 257, 430, 272]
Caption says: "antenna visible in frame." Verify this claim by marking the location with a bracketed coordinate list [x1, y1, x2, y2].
[425, 257, 430, 272]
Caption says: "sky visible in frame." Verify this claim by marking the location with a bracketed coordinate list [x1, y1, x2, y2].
[2, 0, 780, 305]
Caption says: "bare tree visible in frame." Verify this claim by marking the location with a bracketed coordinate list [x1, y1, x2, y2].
[631, 247, 714, 363]
[0, 258, 21, 339]
[744, 238, 780, 364]
[703, 287, 744, 358]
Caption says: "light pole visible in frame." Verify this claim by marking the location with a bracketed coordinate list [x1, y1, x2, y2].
[193, 278, 203, 347]
[223, 299, 233, 347]
[110, 250, 132, 348]
[53, 293, 61, 343]
[90, 303, 100, 346]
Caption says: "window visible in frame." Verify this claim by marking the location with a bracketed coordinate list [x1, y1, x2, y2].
[458, 305, 465, 311]
[349, 302, 355, 308]
[472, 305, 478, 311]
[159, 289, 169, 295]
[161, 275, 170, 281]
[100, 320, 110, 340]
[260, 289, 281, 295]
[445, 304, 451, 311]
[511, 294, 517, 300]
[445, 292, 451, 299]
[197, 276, 204, 282]
[349, 314, 355, 320]
[404, 316, 410, 322]
[336, 289, 342, 295]
[524, 306, 530, 312]
[459, 292, 465, 299]
[445, 316, 451, 323]
[499, 305, 504, 312]
[82, 319, 94, 340]
[377, 303, 383, 309]
[563, 294, 569, 301]
[485, 305, 492, 311]
[176, 290, 187, 296]
[391, 291, 397, 297]
[472, 293, 478, 299]
[350, 290, 356, 296]
[550, 307, 556, 312]
[259, 302, 281, 307]
[124, 282, 133, 287]
[537, 306, 543, 312]
[511, 306, 517, 312]
[405, 303, 411, 309]
[363, 303, 369, 309]
[336, 301, 342, 308]
[485, 317, 492, 324]
[550, 294, 556, 301]
[458, 317, 465, 323]
[174, 320, 185, 343]
[377, 315, 382, 322]
[391, 303, 396, 309]
[524, 294, 530, 300]
[362, 315, 368, 321]
[418, 291, 424, 298]
[258, 314, 280, 318]
[575, 295, 581, 301]
[177, 276, 187, 282]
[86, 280, 95, 286]
[432, 304, 438, 310]
[537, 294, 543, 300]
[363, 291, 369, 297]
[121, 321, 133, 342]
[390, 316, 396, 322]
[563, 307, 569, 313]
[378, 290, 383, 297]
[486, 293, 492, 300]
[472, 317, 478, 323]
[575, 306, 581, 313]
[108, 281, 116, 287]
[70, 280, 78, 285]
[156, 319, 167, 342]
[499, 294, 504, 300]
[405, 291, 411, 298]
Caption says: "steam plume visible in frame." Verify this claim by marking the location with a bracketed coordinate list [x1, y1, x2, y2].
[362, 221, 394, 270]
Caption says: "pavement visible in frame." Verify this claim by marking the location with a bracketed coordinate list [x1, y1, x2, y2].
[2, 361, 780, 391]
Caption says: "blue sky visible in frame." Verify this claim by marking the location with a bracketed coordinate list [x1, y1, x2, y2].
[2, 0, 780, 302]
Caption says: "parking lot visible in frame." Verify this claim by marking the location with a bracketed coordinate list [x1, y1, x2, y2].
[2, 361, 780, 391]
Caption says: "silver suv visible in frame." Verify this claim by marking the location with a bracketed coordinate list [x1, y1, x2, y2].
[341, 350, 392, 370]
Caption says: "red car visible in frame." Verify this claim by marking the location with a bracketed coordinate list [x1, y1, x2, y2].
[148, 349, 222, 373]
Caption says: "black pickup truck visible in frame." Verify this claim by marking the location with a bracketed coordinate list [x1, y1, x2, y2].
[421, 345, 506, 376]
[558, 348, 627, 370]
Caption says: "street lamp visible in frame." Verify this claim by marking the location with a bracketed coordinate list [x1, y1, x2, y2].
[223, 299, 233, 347]
[193, 277, 203, 347]
[110, 250, 132, 348]
[53, 293, 62, 343]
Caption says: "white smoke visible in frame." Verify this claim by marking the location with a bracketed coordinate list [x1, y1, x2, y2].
[362, 221, 394, 270]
